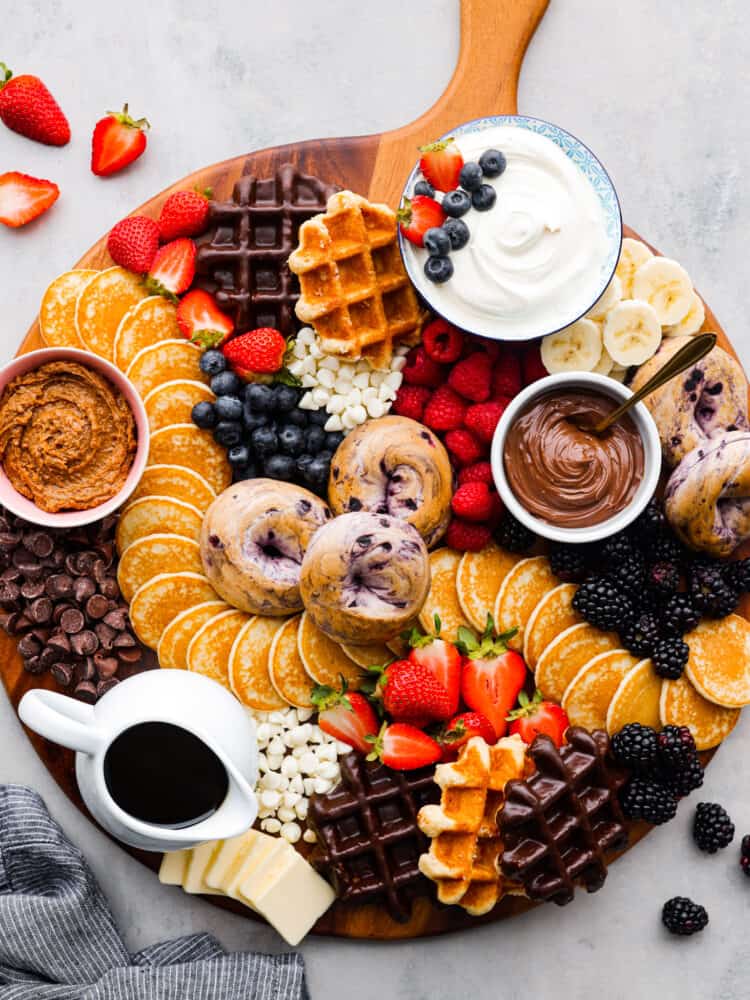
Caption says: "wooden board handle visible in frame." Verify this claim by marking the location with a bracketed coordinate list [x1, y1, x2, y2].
[368, 0, 550, 204]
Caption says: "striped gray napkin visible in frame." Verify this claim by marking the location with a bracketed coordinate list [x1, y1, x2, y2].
[0, 785, 309, 999]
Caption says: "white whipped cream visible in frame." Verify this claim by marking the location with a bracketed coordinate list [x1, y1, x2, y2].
[402, 125, 611, 340]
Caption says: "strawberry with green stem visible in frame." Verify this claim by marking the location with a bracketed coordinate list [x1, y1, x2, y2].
[366, 721, 442, 770]
[418, 138, 464, 192]
[507, 690, 569, 748]
[312, 679, 379, 754]
[398, 195, 445, 248]
[457, 614, 528, 740]
[370, 657, 452, 729]
[177, 289, 234, 348]
[91, 104, 149, 177]
[404, 614, 461, 716]
[437, 711, 496, 761]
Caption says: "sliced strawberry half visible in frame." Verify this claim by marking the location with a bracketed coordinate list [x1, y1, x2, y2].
[418, 138, 464, 192]
[366, 721, 442, 770]
[145, 238, 196, 301]
[397, 195, 445, 248]
[457, 616, 528, 740]
[406, 614, 461, 716]
[91, 104, 149, 177]
[507, 690, 569, 748]
[438, 711, 497, 761]
[177, 289, 234, 347]
[0, 171, 59, 228]
[312, 683, 379, 754]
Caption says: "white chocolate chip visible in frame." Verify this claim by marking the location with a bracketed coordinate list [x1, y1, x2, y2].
[298, 392, 317, 410]
[277, 806, 297, 824]
[326, 395, 346, 415]
[349, 404, 368, 424]
[366, 398, 386, 419]
[324, 414, 344, 433]
[281, 822, 302, 844]
[317, 368, 335, 388]
[311, 387, 330, 407]
[303, 828, 317, 843]
[260, 789, 281, 809]
[261, 818, 282, 834]
[313, 777, 333, 795]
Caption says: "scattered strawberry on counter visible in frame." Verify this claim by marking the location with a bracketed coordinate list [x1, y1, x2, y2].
[0, 62, 70, 145]
[91, 104, 149, 177]
[0, 171, 59, 228]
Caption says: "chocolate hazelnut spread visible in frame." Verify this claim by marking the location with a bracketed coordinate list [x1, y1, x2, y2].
[503, 389, 644, 528]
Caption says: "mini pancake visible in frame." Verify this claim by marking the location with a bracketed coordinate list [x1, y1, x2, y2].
[684, 614, 750, 708]
[148, 423, 231, 494]
[157, 600, 229, 670]
[113, 295, 180, 371]
[418, 549, 469, 639]
[297, 611, 366, 688]
[125, 340, 204, 397]
[562, 649, 641, 731]
[117, 533, 203, 603]
[39, 269, 96, 347]
[456, 543, 520, 632]
[268, 615, 314, 708]
[115, 495, 203, 554]
[126, 464, 216, 513]
[186, 608, 250, 690]
[229, 616, 287, 711]
[129, 571, 218, 649]
[75, 266, 147, 359]
[143, 379, 215, 432]
[340, 640, 394, 668]
[524, 583, 582, 671]
[493, 556, 558, 652]
[534, 622, 621, 704]
[606, 658, 662, 734]
[660, 673, 740, 751]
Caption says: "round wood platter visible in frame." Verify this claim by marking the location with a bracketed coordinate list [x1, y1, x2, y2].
[2, 0, 746, 939]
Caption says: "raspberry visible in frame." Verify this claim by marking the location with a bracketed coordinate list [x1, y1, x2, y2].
[392, 384, 431, 421]
[422, 318, 464, 363]
[457, 462, 493, 486]
[423, 386, 467, 432]
[448, 352, 492, 402]
[451, 481, 493, 522]
[444, 428, 483, 466]
[492, 347, 522, 397]
[402, 346, 445, 387]
[522, 340, 548, 385]
[446, 518, 492, 552]
[464, 401, 507, 443]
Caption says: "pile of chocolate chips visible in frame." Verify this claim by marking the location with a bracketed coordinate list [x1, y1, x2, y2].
[0, 507, 151, 702]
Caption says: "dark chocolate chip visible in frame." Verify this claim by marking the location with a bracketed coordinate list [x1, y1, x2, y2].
[23, 654, 45, 675]
[99, 578, 120, 600]
[85, 594, 110, 620]
[60, 608, 85, 634]
[17, 634, 41, 658]
[46, 573, 74, 599]
[103, 609, 128, 631]
[50, 662, 73, 687]
[73, 576, 96, 604]
[116, 646, 142, 664]
[28, 597, 53, 624]
[94, 622, 117, 649]
[20, 580, 45, 600]
[96, 677, 119, 698]
[73, 681, 97, 703]
[47, 631, 71, 655]
[93, 653, 119, 678]
[70, 630, 99, 656]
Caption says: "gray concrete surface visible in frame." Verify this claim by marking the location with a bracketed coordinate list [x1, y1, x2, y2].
[0, 2, 748, 997]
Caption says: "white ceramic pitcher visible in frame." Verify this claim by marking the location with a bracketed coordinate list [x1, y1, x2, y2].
[19, 670, 259, 852]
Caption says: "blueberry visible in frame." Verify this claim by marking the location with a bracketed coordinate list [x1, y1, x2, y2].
[423, 226, 451, 257]
[264, 454, 296, 481]
[273, 384, 300, 412]
[305, 426, 327, 452]
[479, 148, 506, 178]
[414, 179, 435, 197]
[213, 421, 243, 447]
[296, 454, 314, 476]
[285, 408, 308, 427]
[459, 161, 483, 191]
[227, 443, 251, 468]
[210, 371, 242, 397]
[472, 184, 497, 212]
[245, 383, 275, 413]
[441, 189, 471, 218]
[318, 450, 333, 464]
[242, 401, 268, 431]
[251, 425, 279, 458]
[325, 431, 345, 451]
[307, 409, 329, 427]
[443, 217, 470, 251]
[191, 401, 216, 429]
[424, 255, 454, 284]
[278, 425, 305, 456]
[305, 457, 330, 486]
[199, 350, 227, 376]
[232, 463, 258, 482]
[214, 395, 243, 421]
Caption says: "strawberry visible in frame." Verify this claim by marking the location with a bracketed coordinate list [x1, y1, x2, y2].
[392, 384, 431, 422]
[492, 345, 523, 398]
[91, 104, 149, 177]
[422, 318, 464, 363]
[0, 172, 59, 228]
[405, 615, 461, 716]
[373, 659, 451, 727]
[177, 289, 234, 348]
[507, 690, 569, 748]
[107, 215, 160, 274]
[222, 328, 287, 377]
[457, 616, 528, 739]
[418, 138, 464, 193]
[312, 683, 379, 754]
[444, 427, 484, 466]
[448, 352, 492, 402]
[397, 195, 445, 248]
[145, 238, 196, 300]
[457, 461, 493, 486]
[523, 339, 548, 385]
[438, 711, 497, 761]
[366, 721, 442, 770]
[422, 385, 467, 432]
[0, 64, 70, 145]
[445, 518, 492, 552]
[464, 400, 507, 444]
[451, 481, 493, 522]
[402, 346, 445, 388]
[158, 188, 211, 241]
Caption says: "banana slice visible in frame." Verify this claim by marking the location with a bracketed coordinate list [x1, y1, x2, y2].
[541, 319, 602, 374]
[632, 257, 693, 325]
[592, 343, 615, 376]
[663, 290, 705, 337]
[616, 238, 653, 297]
[603, 300, 661, 366]
[586, 274, 622, 321]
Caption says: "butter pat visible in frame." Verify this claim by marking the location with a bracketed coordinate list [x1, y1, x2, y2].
[158, 848, 190, 885]
[241, 849, 335, 947]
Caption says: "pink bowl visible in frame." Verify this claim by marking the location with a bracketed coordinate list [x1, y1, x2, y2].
[0, 347, 149, 528]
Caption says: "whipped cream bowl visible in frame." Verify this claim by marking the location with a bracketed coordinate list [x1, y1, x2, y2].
[491, 372, 661, 545]
[398, 116, 622, 341]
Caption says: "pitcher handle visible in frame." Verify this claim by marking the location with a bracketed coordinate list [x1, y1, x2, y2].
[19, 690, 103, 756]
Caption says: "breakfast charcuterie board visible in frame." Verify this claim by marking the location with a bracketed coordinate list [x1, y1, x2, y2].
[2, 0, 749, 943]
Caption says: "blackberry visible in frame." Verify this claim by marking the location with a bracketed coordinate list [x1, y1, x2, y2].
[690, 563, 739, 618]
[661, 754, 704, 799]
[662, 896, 708, 936]
[726, 558, 750, 593]
[646, 560, 681, 598]
[620, 612, 660, 657]
[657, 725, 698, 770]
[661, 593, 700, 635]
[572, 577, 634, 632]
[611, 723, 659, 771]
[496, 513, 536, 554]
[740, 834, 750, 878]
[652, 636, 689, 680]
[693, 802, 735, 853]
[602, 531, 635, 563]
[631, 497, 667, 543]
[608, 552, 647, 600]
[620, 776, 677, 825]
[650, 533, 685, 566]
[549, 543, 590, 583]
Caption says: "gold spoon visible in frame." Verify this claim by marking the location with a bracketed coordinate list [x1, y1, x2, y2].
[588, 332, 717, 435]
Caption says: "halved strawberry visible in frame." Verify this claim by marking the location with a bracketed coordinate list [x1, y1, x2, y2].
[91, 104, 149, 177]
[397, 195, 445, 248]
[176, 289, 234, 347]
[457, 616, 528, 740]
[312, 683, 379, 754]
[418, 138, 464, 192]
[438, 711, 497, 761]
[406, 614, 461, 715]
[366, 721, 441, 770]
[145, 238, 196, 301]
[0, 171, 59, 228]
[507, 690, 569, 748]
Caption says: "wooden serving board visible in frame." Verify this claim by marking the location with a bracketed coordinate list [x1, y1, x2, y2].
[2, 0, 745, 939]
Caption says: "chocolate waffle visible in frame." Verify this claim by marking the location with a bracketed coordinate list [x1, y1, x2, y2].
[195, 163, 338, 336]
[500, 727, 628, 906]
[307, 751, 440, 923]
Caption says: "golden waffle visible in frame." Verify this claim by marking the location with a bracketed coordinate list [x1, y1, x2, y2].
[418, 734, 527, 916]
[288, 190, 423, 369]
